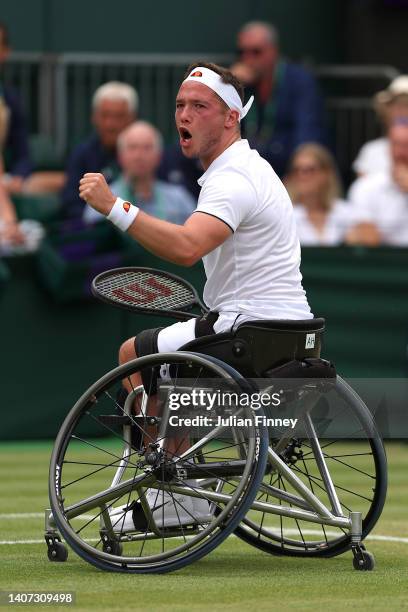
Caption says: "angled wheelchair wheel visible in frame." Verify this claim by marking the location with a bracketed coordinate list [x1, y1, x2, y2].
[235, 375, 387, 557]
[48, 352, 268, 573]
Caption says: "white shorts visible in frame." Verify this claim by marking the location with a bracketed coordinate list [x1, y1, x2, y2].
[156, 312, 256, 353]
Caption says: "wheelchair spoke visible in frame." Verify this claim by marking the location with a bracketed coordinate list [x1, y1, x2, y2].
[138, 486, 161, 558]
[62, 445, 142, 486]
[167, 481, 188, 545]
[321, 523, 329, 545]
[291, 463, 373, 504]
[280, 477, 307, 549]
[302, 451, 376, 480]
[309, 452, 375, 459]
[64, 460, 127, 468]
[69, 434, 139, 466]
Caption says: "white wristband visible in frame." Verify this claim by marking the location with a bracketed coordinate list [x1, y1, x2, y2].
[107, 197, 139, 232]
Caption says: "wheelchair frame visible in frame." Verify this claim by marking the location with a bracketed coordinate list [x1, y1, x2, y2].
[44, 268, 386, 572]
[45, 353, 386, 572]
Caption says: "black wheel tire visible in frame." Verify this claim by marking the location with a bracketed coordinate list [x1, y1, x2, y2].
[353, 550, 375, 571]
[47, 541, 68, 562]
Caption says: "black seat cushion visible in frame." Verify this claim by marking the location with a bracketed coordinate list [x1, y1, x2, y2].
[178, 318, 325, 377]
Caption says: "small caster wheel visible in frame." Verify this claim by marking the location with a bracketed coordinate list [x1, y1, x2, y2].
[102, 540, 123, 555]
[353, 550, 375, 571]
[47, 541, 68, 562]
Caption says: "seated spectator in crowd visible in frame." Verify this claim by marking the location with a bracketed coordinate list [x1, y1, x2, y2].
[158, 143, 202, 199]
[84, 121, 196, 225]
[353, 75, 408, 177]
[62, 81, 138, 218]
[286, 143, 353, 245]
[348, 120, 408, 246]
[231, 21, 326, 177]
[0, 22, 32, 194]
[0, 176, 23, 246]
[0, 157, 44, 254]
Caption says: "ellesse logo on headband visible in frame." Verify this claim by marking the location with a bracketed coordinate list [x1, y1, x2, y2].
[190, 71, 202, 77]
[123, 201, 131, 212]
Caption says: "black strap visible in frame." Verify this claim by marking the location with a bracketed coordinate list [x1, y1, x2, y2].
[195, 311, 219, 338]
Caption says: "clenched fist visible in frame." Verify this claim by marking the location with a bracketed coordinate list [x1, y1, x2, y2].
[79, 173, 116, 216]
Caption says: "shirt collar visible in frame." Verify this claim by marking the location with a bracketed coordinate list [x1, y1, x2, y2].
[197, 139, 250, 186]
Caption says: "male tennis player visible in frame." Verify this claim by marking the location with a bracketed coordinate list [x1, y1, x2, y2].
[79, 62, 312, 529]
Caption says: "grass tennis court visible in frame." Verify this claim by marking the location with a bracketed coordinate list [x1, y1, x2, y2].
[0, 440, 407, 611]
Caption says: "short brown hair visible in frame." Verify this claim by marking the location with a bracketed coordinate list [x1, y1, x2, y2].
[183, 62, 244, 105]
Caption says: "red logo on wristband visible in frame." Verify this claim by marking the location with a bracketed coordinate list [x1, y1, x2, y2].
[123, 201, 131, 213]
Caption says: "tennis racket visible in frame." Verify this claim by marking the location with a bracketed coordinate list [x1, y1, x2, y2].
[91, 267, 208, 320]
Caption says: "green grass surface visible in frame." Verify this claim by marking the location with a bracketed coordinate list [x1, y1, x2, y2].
[0, 441, 407, 611]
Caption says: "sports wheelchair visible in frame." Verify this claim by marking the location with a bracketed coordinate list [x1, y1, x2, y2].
[45, 267, 387, 573]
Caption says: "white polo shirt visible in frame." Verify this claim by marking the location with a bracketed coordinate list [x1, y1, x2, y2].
[348, 172, 408, 246]
[194, 139, 312, 332]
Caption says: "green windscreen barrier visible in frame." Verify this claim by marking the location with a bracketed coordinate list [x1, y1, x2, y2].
[0, 247, 407, 440]
[0, 259, 11, 300]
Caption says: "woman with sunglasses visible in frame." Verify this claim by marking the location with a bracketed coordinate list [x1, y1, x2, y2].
[286, 143, 354, 246]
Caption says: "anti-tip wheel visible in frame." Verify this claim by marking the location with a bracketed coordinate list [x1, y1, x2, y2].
[353, 550, 375, 571]
[47, 541, 68, 562]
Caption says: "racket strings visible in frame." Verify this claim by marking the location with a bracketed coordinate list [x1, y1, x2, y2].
[95, 271, 196, 310]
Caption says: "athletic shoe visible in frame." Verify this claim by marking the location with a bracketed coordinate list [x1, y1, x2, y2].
[144, 488, 195, 528]
[185, 479, 213, 521]
[109, 483, 212, 532]
[109, 500, 139, 533]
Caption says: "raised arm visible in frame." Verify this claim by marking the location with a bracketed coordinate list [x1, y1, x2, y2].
[79, 172, 232, 266]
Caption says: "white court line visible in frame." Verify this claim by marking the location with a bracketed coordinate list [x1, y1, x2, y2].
[281, 529, 408, 544]
[0, 530, 408, 545]
[0, 513, 43, 519]
[1, 515, 407, 545]
[0, 538, 99, 545]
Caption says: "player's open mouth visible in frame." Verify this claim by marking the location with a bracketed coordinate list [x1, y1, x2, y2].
[179, 127, 192, 145]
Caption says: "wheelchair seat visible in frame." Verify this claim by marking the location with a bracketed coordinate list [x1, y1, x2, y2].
[179, 318, 325, 377]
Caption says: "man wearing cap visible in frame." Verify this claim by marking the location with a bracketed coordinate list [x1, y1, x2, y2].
[79, 62, 312, 527]
[231, 21, 326, 178]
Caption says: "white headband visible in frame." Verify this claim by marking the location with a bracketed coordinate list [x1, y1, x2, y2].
[183, 66, 254, 121]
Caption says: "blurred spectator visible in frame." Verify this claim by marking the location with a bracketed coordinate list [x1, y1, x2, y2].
[286, 143, 353, 245]
[0, 159, 44, 254]
[348, 121, 408, 246]
[231, 21, 326, 177]
[353, 75, 408, 177]
[158, 144, 202, 199]
[84, 121, 196, 224]
[62, 81, 138, 218]
[0, 22, 32, 194]
[0, 173, 23, 246]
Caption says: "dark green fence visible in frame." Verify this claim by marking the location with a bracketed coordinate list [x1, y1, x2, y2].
[1, 246, 407, 440]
